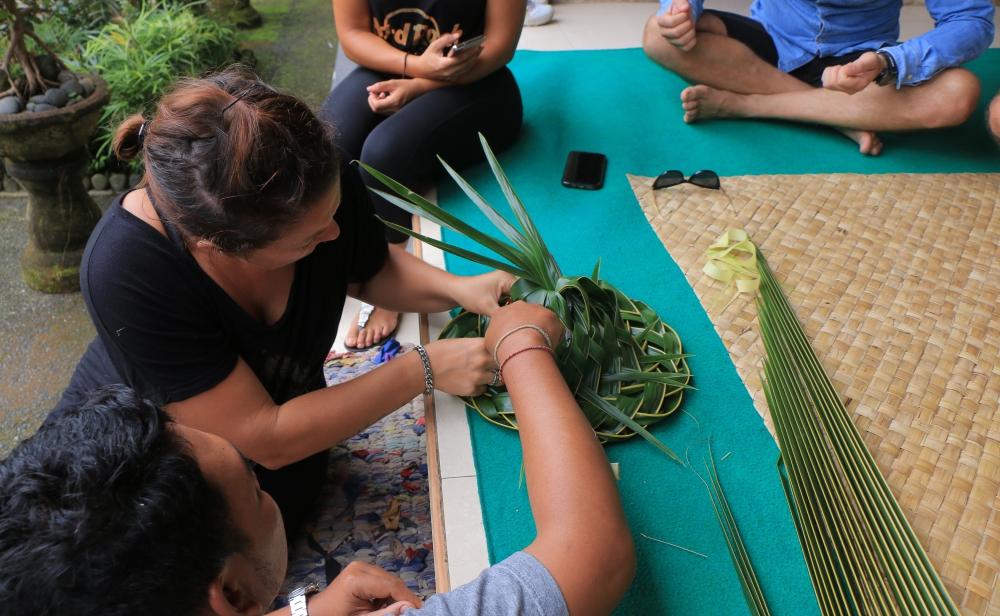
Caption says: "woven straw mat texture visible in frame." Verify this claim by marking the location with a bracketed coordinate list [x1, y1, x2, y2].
[628, 172, 1000, 615]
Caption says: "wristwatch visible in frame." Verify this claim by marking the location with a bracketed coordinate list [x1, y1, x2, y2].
[875, 49, 898, 87]
[288, 583, 320, 616]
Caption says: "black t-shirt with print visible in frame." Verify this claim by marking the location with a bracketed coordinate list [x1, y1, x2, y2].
[369, 0, 486, 55]
[57, 159, 388, 412]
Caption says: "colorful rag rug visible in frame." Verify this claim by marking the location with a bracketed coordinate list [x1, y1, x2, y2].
[273, 344, 435, 607]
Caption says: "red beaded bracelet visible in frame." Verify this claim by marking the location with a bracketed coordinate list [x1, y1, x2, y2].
[498, 345, 554, 380]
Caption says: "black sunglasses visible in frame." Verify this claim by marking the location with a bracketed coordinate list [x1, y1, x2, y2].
[652, 169, 721, 190]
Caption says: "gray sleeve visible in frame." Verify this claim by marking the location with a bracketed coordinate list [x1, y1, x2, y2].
[404, 551, 568, 616]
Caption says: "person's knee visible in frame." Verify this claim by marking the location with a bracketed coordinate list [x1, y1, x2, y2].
[359, 130, 402, 174]
[987, 91, 1000, 145]
[643, 14, 685, 69]
[921, 69, 981, 129]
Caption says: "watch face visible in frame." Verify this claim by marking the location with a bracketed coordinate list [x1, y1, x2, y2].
[289, 583, 320, 599]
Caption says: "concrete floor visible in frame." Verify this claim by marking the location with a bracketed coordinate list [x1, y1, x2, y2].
[0, 197, 95, 456]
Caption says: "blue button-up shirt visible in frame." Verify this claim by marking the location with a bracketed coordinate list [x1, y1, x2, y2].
[658, 0, 995, 87]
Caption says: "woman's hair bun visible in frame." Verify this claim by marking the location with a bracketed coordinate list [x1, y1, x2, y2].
[113, 114, 147, 162]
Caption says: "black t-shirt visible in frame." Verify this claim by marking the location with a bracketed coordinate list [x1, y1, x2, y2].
[369, 0, 486, 55]
[60, 160, 388, 410]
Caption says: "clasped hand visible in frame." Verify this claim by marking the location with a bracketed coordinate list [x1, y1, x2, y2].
[822, 51, 886, 94]
[306, 561, 420, 615]
[656, 0, 697, 51]
[367, 79, 424, 115]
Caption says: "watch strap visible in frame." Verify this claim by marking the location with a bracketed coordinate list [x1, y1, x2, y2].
[288, 583, 320, 616]
[875, 50, 898, 87]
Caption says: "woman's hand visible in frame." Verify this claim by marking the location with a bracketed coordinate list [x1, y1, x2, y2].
[425, 337, 497, 397]
[367, 78, 428, 115]
[410, 30, 483, 81]
[451, 270, 516, 317]
[485, 301, 564, 363]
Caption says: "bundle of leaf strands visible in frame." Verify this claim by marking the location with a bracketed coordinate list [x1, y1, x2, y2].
[756, 250, 959, 615]
[359, 135, 691, 463]
[693, 446, 773, 616]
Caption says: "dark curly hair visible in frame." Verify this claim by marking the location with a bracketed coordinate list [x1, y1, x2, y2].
[113, 65, 339, 255]
[0, 386, 246, 616]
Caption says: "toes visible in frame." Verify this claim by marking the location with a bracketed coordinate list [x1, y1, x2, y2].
[680, 84, 707, 102]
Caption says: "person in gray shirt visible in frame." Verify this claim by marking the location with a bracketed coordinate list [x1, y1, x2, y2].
[0, 301, 635, 616]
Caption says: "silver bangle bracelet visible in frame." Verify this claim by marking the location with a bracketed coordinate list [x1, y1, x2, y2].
[414, 344, 434, 395]
[492, 324, 553, 365]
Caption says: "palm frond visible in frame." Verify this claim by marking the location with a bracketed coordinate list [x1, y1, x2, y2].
[362, 136, 692, 462]
[754, 246, 959, 615]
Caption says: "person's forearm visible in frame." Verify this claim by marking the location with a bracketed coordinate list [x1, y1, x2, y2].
[506, 335, 633, 615]
[888, 1, 994, 87]
[355, 244, 461, 313]
[256, 350, 426, 468]
[506, 343, 628, 542]
[340, 27, 412, 76]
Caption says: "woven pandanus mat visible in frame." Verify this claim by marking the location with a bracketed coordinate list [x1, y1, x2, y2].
[628, 172, 1000, 615]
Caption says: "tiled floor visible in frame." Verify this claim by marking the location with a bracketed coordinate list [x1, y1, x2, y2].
[336, 1, 997, 589]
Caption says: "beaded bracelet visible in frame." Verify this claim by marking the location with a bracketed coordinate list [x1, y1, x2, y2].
[492, 324, 553, 365]
[498, 345, 553, 380]
[413, 344, 434, 395]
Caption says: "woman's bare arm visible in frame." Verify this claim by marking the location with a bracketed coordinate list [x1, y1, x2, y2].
[485, 303, 636, 616]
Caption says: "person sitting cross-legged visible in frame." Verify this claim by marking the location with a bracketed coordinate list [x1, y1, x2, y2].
[642, 0, 995, 156]
[0, 301, 635, 616]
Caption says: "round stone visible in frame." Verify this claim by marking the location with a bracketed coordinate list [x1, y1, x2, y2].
[44, 88, 69, 108]
[29, 94, 47, 104]
[0, 96, 23, 114]
[32, 103, 56, 112]
[35, 55, 59, 81]
[59, 80, 84, 98]
[109, 173, 128, 192]
[79, 77, 95, 97]
[91, 173, 109, 191]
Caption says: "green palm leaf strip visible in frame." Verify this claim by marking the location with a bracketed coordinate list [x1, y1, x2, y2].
[755, 248, 958, 615]
[359, 135, 691, 463]
[692, 445, 772, 616]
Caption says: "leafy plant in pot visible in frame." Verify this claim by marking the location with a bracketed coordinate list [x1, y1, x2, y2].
[0, 0, 110, 292]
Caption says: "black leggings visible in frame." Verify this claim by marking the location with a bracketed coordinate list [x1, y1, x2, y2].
[320, 66, 523, 243]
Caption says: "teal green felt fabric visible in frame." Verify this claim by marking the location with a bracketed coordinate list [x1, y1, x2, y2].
[435, 48, 1000, 615]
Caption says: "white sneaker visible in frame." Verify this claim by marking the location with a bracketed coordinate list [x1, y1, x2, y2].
[525, 1, 554, 26]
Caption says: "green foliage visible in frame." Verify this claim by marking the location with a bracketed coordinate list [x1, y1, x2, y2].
[78, 2, 237, 169]
[44, 0, 125, 30]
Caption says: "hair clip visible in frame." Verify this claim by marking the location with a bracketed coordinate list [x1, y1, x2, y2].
[222, 88, 253, 113]
[137, 120, 151, 147]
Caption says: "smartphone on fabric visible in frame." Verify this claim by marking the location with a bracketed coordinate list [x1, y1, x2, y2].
[562, 151, 607, 190]
[450, 34, 485, 55]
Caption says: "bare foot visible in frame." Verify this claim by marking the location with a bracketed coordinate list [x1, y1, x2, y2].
[345, 306, 400, 349]
[838, 127, 883, 156]
[682, 85, 884, 156]
[680, 84, 742, 123]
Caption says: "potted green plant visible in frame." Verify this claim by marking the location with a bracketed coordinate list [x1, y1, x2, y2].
[0, 0, 110, 292]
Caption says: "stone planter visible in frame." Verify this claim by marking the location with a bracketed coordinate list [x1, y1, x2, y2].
[0, 76, 110, 293]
